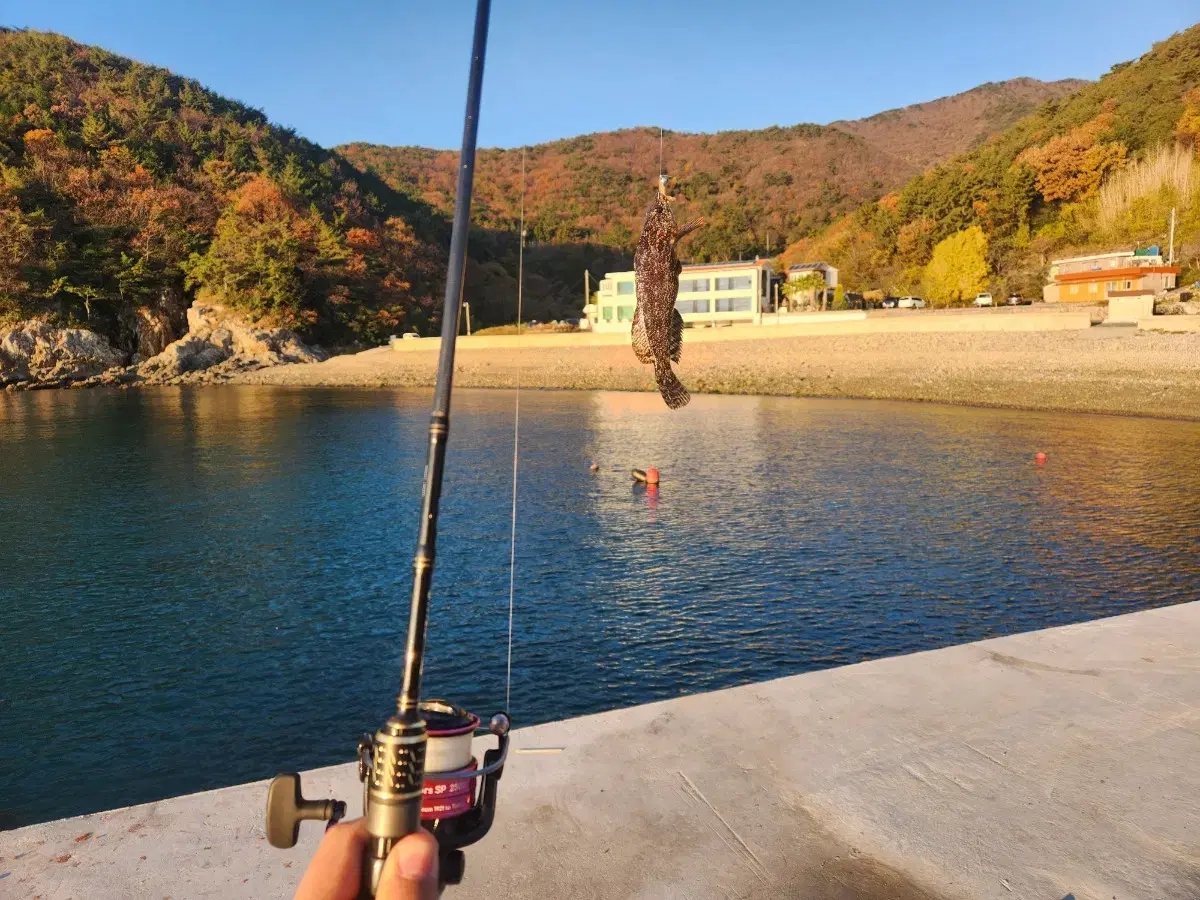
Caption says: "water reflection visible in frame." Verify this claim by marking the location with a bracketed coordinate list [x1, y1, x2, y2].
[1, 387, 1197, 827]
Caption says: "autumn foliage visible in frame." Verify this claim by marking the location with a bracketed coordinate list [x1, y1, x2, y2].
[0, 28, 442, 351]
[337, 80, 1078, 273]
[922, 227, 990, 306]
[1016, 112, 1127, 202]
[1178, 87, 1200, 146]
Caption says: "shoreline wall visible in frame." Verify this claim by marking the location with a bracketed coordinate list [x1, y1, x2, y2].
[390, 310, 1094, 353]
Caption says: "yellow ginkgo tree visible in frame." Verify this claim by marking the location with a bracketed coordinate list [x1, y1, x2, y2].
[922, 226, 990, 307]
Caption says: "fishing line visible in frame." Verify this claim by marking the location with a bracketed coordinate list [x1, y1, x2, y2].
[659, 126, 664, 176]
[505, 146, 525, 712]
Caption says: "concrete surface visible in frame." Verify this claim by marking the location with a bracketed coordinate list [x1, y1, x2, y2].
[1106, 295, 1155, 325]
[1140, 316, 1200, 333]
[4, 603, 1198, 899]
[389, 311, 1093, 353]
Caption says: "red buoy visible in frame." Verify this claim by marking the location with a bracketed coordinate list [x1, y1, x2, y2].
[645, 467, 660, 485]
[1035, 452, 1047, 465]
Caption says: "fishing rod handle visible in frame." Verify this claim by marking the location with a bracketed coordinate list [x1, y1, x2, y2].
[360, 716, 428, 897]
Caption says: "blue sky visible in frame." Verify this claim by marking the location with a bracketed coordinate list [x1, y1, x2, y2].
[6, 1, 1197, 150]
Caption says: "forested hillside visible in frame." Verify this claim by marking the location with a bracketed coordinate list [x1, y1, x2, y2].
[781, 23, 1200, 304]
[340, 78, 1081, 268]
[0, 28, 454, 353]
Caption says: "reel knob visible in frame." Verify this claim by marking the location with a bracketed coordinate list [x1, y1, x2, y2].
[265, 773, 346, 849]
[441, 848, 466, 886]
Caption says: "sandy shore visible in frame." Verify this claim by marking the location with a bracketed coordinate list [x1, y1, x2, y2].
[235, 327, 1200, 420]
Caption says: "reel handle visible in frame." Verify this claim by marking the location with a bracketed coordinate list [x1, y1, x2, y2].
[265, 773, 346, 849]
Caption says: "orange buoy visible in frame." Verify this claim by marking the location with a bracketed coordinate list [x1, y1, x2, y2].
[1035, 452, 1047, 465]
[645, 467, 660, 485]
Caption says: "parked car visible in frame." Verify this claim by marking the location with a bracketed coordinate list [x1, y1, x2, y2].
[897, 296, 926, 309]
[882, 297, 898, 308]
[972, 292, 994, 307]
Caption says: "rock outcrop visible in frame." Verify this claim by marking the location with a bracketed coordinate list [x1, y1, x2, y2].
[134, 302, 326, 385]
[0, 322, 128, 390]
[1155, 298, 1200, 316]
[2, 303, 325, 390]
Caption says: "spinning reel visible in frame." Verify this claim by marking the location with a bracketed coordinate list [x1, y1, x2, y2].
[265, 700, 510, 893]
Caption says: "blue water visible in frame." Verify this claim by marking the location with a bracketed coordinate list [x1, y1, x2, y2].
[2, 387, 1198, 828]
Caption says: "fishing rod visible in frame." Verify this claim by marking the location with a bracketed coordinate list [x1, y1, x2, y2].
[265, 1, 509, 895]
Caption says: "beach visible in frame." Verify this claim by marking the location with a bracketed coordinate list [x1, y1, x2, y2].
[236, 326, 1200, 420]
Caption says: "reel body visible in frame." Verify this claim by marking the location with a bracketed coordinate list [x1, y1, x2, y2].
[266, 700, 510, 895]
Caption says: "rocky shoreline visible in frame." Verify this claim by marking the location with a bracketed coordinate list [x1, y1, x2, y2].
[1, 303, 325, 392]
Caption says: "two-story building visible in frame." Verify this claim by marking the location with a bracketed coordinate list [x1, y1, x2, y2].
[1044, 248, 1179, 303]
[587, 260, 774, 332]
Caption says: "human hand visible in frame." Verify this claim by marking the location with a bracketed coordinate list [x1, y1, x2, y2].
[293, 817, 439, 900]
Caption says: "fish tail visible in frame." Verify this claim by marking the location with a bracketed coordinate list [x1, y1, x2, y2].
[653, 359, 690, 410]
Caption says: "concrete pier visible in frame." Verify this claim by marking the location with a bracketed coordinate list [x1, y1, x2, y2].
[3, 603, 1198, 899]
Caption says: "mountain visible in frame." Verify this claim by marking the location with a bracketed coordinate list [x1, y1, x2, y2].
[338, 78, 1083, 283]
[829, 77, 1088, 173]
[0, 27, 455, 355]
[779, 23, 1200, 303]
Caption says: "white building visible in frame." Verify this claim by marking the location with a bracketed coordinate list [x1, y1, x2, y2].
[586, 260, 775, 332]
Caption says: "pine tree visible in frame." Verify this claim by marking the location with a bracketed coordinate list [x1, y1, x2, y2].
[80, 110, 114, 150]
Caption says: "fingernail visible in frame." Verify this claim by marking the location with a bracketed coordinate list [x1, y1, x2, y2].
[399, 840, 436, 881]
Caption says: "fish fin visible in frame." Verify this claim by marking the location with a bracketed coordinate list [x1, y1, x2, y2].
[669, 309, 683, 363]
[653, 359, 691, 410]
[676, 218, 705, 242]
[632, 306, 654, 364]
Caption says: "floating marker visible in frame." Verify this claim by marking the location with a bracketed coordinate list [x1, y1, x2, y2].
[1035, 452, 1047, 465]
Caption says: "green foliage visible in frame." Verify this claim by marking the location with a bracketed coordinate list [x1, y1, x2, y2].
[831, 282, 847, 310]
[0, 28, 448, 348]
[783, 272, 826, 296]
[922, 226, 989, 306]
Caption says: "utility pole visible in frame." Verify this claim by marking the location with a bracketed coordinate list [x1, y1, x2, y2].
[461, 301, 472, 336]
[1168, 207, 1176, 265]
[584, 269, 590, 309]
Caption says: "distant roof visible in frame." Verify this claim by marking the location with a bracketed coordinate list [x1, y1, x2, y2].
[680, 259, 772, 271]
[787, 262, 834, 272]
[602, 259, 770, 279]
[1050, 250, 1158, 265]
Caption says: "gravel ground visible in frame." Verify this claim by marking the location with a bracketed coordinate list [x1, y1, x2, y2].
[235, 328, 1200, 420]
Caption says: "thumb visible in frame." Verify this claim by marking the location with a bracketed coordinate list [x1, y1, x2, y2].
[375, 829, 440, 900]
